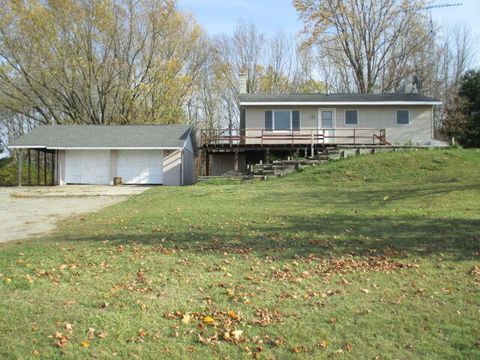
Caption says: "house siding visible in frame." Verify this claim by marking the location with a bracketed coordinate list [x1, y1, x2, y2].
[162, 150, 181, 186]
[244, 105, 433, 145]
[183, 149, 195, 185]
[110, 150, 117, 185]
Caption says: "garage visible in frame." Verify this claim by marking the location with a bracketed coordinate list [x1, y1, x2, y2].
[117, 150, 163, 184]
[65, 150, 111, 184]
[9, 124, 196, 186]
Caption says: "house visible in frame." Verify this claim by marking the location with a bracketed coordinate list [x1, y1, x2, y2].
[201, 90, 442, 176]
[9, 125, 195, 186]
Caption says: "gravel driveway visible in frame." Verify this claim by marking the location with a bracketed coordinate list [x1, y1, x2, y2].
[0, 186, 149, 243]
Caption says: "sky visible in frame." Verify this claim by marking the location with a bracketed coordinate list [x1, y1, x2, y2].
[178, 0, 480, 66]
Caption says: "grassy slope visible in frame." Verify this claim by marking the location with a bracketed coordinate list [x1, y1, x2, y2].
[0, 149, 479, 359]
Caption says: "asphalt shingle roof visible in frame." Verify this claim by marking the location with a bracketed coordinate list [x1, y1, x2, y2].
[240, 93, 441, 103]
[9, 125, 193, 149]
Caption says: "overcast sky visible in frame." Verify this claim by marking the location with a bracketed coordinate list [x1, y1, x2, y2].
[178, 0, 479, 67]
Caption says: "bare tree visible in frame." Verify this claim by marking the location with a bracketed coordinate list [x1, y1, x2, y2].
[294, 0, 431, 93]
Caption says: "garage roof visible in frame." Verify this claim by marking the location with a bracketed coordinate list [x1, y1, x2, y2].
[9, 125, 194, 150]
[240, 93, 441, 106]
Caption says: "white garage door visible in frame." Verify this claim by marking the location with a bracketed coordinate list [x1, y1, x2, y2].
[117, 150, 163, 184]
[65, 150, 111, 184]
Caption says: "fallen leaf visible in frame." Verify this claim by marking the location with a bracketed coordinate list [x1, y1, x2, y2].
[80, 341, 89, 348]
[232, 329, 243, 340]
[202, 316, 215, 325]
[64, 323, 73, 333]
[53, 332, 68, 348]
[182, 314, 191, 324]
[228, 310, 239, 320]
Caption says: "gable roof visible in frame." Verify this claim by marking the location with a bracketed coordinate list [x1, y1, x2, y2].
[9, 124, 193, 150]
[240, 93, 441, 106]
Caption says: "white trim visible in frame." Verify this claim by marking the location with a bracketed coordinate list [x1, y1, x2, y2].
[318, 108, 336, 128]
[318, 108, 336, 144]
[8, 145, 46, 149]
[344, 109, 359, 126]
[241, 101, 442, 106]
[8, 146, 183, 150]
[396, 109, 410, 126]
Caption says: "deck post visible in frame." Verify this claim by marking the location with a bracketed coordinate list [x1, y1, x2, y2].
[310, 130, 314, 157]
[205, 151, 210, 176]
[234, 149, 239, 172]
[17, 150, 23, 187]
[27, 149, 31, 185]
[265, 148, 270, 164]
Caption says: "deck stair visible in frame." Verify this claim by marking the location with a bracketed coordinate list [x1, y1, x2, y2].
[252, 147, 344, 179]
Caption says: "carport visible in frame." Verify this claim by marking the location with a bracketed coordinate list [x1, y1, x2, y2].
[9, 125, 196, 186]
[15, 148, 56, 186]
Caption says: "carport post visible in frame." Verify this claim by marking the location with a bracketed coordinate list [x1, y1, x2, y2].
[27, 149, 31, 185]
[44, 151, 47, 185]
[36, 150, 40, 186]
[17, 150, 23, 187]
[51, 151, 55, 186]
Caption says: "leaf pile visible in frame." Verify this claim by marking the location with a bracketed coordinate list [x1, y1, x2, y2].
[322, 256, 418, 275]
[469, 265, 480, 277]
[164, 308, 283, 347]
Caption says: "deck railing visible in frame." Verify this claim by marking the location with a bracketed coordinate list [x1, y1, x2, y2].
[200, 128, 388, 147]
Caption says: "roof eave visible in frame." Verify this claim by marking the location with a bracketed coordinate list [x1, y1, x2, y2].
[240, 101, 442, 106]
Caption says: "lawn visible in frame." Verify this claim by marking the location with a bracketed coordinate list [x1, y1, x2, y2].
[0, 149, 479, 359]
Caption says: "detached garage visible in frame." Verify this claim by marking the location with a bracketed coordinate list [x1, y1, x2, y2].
[9, 125, 196, 186]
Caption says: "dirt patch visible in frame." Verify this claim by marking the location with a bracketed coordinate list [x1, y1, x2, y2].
[9, 185, 149, 198]
[0, 186, 149, 243]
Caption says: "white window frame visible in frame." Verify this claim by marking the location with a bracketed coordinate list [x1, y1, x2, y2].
[264, 110, 301, 132]
[344, 109, 359, 126]
[396, 109, 410, 126]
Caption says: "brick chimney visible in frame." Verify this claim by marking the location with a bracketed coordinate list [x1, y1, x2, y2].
[239, 73, 247, 94]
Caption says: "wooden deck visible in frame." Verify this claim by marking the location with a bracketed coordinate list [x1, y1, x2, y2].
[200, 128, 389, 149]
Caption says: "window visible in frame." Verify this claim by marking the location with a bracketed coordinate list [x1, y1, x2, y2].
[345, 110, 358, 125]
[264, 110, 300, 131]
[265, 111, 273, 131]
[275, 111, 290, 130]
[321, 111, 333, 128]
[396, 110, 410, 125]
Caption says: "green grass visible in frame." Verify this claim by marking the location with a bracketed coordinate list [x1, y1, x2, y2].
[1, 149, 479, 359]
